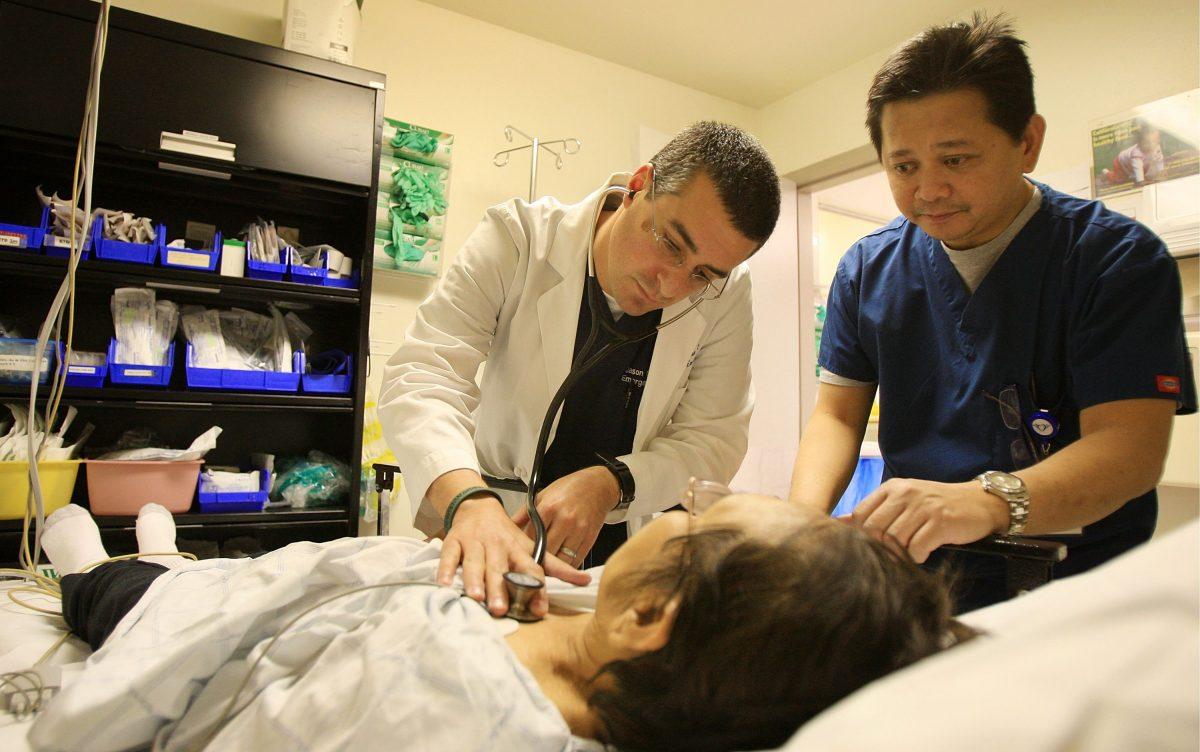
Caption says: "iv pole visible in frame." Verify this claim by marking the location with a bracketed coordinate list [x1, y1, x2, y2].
[493, 125, 581, 201]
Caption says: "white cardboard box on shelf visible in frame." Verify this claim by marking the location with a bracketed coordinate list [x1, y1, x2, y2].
[282, 0, 361, 65]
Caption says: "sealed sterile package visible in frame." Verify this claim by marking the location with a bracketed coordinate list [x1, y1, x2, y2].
[284, 311, 312, 351]
[272, 451, 351, 508]
[200, 469, 261, 493]
[111, 288, 156, 365]
[181, 306, 226, 368]
[267, 305, 292, 373]
[151, 301, 179, 364]
[218, 309, 275, 370]
[95, 426, 222, 461]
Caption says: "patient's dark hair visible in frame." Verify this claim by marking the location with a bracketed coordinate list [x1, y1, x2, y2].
[590, 519, 970, 752]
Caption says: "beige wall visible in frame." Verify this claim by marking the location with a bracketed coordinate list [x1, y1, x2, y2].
[761, 0, 1200, 183]
[815, 210, 885, 292]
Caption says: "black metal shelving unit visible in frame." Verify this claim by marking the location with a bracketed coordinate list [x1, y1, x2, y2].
[0, 0, 385, 564]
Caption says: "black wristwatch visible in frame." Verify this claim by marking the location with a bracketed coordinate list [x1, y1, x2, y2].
[595, 453, 635, 512]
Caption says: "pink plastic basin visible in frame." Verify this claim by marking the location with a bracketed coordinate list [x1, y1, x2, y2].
[85, 460, 201, 515]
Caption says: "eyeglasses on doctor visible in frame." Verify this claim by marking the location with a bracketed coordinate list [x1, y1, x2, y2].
[647, 168, 729, 303]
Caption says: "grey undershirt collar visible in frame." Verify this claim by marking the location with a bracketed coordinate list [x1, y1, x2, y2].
[941, 183, 1042, 293]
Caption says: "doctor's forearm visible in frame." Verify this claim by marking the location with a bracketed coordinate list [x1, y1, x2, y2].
[1013, 402, 1173, 535]
[426, 468, 491, 518]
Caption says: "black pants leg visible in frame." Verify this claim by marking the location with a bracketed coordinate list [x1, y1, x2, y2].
[60, 560, 168, 651]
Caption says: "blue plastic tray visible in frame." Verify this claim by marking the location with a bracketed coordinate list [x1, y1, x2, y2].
[245, 238, 289, 280]
[185, 343, 302, 392]
[160, 230, 221, 272]
[321, 270, 358, 289]
[107, 338, 174, 387]
[94, 221, 162, 265]
[289, 247, 329, 286]
[56, 343, 107, 389]
[41, 209, 93, 259]
[302, 352, 353, 394]
[0, 338, 55, 385]
[197, 468, 271, 513]
[0, 218, 43, 252]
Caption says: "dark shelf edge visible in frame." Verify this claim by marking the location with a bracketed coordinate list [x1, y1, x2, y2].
[0, 252, 362, 305]
[0, 507, 350, 531]
[0, 385, 354, 410]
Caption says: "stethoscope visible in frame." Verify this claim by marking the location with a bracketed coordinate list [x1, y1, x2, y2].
[503, 183, 709, 621]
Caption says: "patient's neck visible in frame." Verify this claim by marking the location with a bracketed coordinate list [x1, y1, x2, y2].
[505, 613, 607, 739]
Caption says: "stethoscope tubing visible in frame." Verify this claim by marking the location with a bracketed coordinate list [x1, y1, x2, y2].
[522, 182, 706, 566]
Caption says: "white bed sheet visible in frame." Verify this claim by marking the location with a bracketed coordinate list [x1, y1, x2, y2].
[0, 582, 89, 752]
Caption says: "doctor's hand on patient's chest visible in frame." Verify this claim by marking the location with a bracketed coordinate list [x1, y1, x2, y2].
[848, 478, 1010, 563]
[511, 466, 621, 568]
[438, 495, 591, 619]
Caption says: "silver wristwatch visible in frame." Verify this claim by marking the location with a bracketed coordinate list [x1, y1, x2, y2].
[976, 470, 1030, 536]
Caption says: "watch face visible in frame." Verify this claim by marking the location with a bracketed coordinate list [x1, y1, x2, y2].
[987, 471, 1023, 493]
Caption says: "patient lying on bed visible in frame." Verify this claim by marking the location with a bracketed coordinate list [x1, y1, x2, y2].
[28, 495, 965, 752]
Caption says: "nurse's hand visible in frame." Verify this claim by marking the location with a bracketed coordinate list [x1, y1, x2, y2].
[439, 498, 591, 618]
[850, 478, 1009, 563]
[511, 466, 619, 567]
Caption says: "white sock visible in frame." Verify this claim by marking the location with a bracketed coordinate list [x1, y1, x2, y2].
[136, 503, 184, 569]
[41, 504, 109, 576]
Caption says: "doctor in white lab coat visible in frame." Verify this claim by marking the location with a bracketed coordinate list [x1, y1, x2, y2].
[379, 122, 781, 618]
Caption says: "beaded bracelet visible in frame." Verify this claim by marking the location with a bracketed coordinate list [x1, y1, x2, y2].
[444, 486, 502, 532]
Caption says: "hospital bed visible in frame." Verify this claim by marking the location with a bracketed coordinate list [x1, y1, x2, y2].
[2, 521, 1194, 751]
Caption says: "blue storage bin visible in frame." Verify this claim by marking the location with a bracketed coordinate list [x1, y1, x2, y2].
[65, 360, 107, 389]
[94, 220, 161, 265]
[302, 351, 353, 394]
[197, 468, 271, 513]
[245, 237, 289, 281]
[0, 338, 55, 385]
[185, 343, 302, 392]
[321, 270, 358, 289]
[56, 343, 107, 388]
[160, 231, 221, 272]
[0, 210, 43, 252]
[107, 338, 174, 387]
[288, 247, 329, 286]
[42, 208, 93, 259]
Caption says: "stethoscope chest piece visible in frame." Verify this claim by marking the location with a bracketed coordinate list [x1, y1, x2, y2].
[504, 571, 545, 622]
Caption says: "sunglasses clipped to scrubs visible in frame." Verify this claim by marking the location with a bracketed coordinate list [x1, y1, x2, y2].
[504, 169, 731, 620]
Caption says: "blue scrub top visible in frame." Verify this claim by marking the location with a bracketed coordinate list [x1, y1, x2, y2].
[820, 182, 1197, 551]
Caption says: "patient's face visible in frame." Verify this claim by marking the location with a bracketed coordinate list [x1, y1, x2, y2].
[598, 494, 825, 604]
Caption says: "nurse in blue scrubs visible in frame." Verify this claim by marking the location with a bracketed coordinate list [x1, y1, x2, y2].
[789, 14, 1197, 611]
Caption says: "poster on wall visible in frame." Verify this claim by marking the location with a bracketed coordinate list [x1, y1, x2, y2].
[1090, 89, 1200, 199]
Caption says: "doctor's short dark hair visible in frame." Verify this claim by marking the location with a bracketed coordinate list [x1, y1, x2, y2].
[651, 121, 781, 248]
[865, 12, 1036, 156]
[588, 518, 973, 752]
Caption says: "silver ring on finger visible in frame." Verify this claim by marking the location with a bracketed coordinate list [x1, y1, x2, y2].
[559, 546, 578, 560]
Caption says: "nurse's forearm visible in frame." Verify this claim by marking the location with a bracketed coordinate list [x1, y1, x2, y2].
[790, 412, 869, 513]
[1014, 399, 1174, 535]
